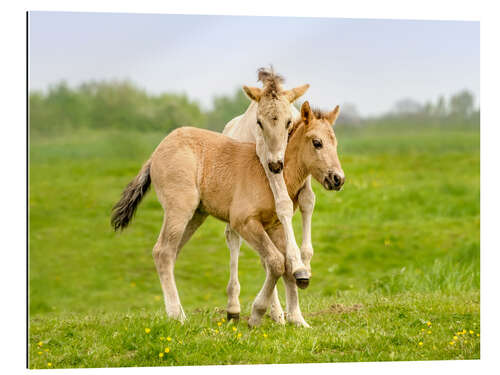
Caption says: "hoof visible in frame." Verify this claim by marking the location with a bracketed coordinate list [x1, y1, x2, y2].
[293, 270, 310, 289]
[227, 312, 240, 321]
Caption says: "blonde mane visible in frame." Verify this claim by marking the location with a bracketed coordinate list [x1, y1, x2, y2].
[257, 66, 285, 99]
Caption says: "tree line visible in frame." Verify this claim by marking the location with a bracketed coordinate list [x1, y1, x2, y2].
[29, 80, 479, 136]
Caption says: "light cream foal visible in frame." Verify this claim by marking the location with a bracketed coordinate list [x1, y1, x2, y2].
[111, 101, 344, 327]
[223, 68, 318, 323]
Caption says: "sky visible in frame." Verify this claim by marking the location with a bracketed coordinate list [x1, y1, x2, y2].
[29, 12, 479, 116]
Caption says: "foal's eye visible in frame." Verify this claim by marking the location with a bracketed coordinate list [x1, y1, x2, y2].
[257, 120, 263, 129]
[312, 139, 323, 149]
[286, 120, 292, 129]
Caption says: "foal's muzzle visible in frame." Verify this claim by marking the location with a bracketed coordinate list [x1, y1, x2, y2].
[324, 171, 345, 191]
[268, 160, 284, 174]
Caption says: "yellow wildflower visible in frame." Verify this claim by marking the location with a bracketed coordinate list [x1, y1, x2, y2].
[159, 352, 164, 358]
[462, 329, 466, 334]
[47, 363, 52, 367]
[426, 322, 431, 327]
[160, 337, 164, 341]
[164, 347, 170, 353]
[167, 336, 172, 342]
[38, 351, 43, 355]
[37, 341, 43, 347]
[418, 342, 423, 346]
[44, 349, 49, 352]
[237, 332, 242, 338]
[421, 328, 425, 332]
[222, 318, 226, 322]
[469, 330, 474, 334]
[217, 322, 222, 327]
[453, 336, 458, 341]
[232, 327, 237, 331]
[145, 328, 151, 334]
[263, 333, 268, 338]
[449, 341, 455, 346]
[477, 333, 480, 337]
[215, 329, 219, 334]
[427, 330, 432, 334]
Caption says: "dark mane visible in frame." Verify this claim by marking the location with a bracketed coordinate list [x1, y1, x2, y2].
[312, 108, 330, 120]
[288, 106, 333, 141]
[257, 66, 285, 99]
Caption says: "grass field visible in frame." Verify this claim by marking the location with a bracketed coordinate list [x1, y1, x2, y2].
[28, 124, 480, 368]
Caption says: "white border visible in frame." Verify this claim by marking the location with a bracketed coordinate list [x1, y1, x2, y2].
[2, 1, 498, 374]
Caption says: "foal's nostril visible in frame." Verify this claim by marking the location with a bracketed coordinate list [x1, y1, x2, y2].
[277, 160, 283, 171]
[268, 160, 283, 174]
[333, 174, 341, 185]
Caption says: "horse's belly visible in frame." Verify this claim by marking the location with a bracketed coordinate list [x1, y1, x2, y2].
[198, 198, 230, 223]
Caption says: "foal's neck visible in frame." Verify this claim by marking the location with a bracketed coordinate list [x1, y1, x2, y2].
[284, 122, 309, 199]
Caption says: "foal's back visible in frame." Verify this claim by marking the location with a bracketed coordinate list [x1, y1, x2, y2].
[150, 127, 269, 222]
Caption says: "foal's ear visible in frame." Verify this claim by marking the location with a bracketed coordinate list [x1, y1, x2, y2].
[283, 84, 310, 103]
[326, 105, 340, 126]
[243, 86, 263, 102]
[301, 101, 314, 126]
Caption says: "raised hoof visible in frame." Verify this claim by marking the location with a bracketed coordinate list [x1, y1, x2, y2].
[227, 312, 240, 321]
[293, 270, 310, 289]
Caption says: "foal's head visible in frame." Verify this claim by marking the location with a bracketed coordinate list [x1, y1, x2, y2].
[297, 101, 345, 191]
[243, 67, 309, 174]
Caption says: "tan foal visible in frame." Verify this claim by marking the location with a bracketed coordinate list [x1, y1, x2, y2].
[111, 101, 344, 327]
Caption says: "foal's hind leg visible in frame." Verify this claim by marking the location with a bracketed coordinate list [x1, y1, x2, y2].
[232, 218, 285, 327]
[225, 223, 285, 324]
[225, 225, 242, 321]
[269, 286, 285, 324]
[268, 225, 309, 327]
[153, 192, 201, 322]
[259, 259, 285, 325]
[226, 224, 285, 324]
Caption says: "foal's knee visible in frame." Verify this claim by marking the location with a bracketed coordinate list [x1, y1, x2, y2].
[299, 187, 316, 212]
[267, 252, 285, 277]
[275, 197, 294, 222]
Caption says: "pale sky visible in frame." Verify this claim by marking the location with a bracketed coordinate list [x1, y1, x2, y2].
[29, 12, 479, 116]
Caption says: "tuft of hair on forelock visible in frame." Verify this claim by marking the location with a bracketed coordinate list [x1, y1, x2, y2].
[312, 108, 331, 120]
[257, 66, 285, 98]
[257, 66, 285, 85]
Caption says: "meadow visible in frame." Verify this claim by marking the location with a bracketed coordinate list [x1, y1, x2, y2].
[28, 122, 480, 368]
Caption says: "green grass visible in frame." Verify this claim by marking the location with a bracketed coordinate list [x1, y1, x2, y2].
[28, 124, 480, 368]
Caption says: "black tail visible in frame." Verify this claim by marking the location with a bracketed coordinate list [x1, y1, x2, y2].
[111, 159, 152, 231]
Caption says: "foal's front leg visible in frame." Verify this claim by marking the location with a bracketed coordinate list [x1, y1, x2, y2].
[268, 225, 310, 327]
[233, 218, 285, 327]
[297, 176, 315, 277]
[255, 138, 308, 286]
[226, 224, 285, 323]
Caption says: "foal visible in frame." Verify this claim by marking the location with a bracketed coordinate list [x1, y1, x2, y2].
[111, 101, 344, 327]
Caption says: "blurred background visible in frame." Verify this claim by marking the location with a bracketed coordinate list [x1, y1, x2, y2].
[28, 12, 479, 366]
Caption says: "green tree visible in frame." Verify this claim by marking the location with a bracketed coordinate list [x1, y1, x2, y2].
[204, 89, 250, 131]
[449, 90, 475, 118]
